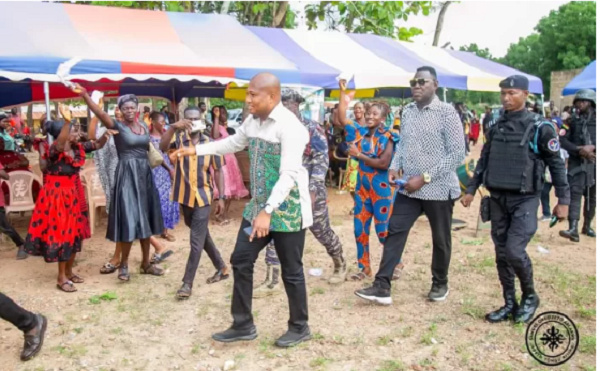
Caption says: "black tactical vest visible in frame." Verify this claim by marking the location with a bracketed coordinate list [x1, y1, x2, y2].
[485, 112, 544, 193]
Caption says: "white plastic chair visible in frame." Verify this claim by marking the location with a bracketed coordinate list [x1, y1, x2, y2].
[2, 170, 41, 219]
[80, 167, 106, 235]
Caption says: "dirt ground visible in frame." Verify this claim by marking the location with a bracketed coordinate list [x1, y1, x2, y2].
[0, 150, 596, 371]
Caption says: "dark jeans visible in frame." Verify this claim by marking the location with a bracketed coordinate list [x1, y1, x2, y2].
[0, 207, 24, 247]
[540, 182, 553, 218]
[375, 194, 454, 290]
[230, 219, 307, 333]
[0, 293, 36, 332]
[490, 192, 538, 293]
[181, 204, 225, 286]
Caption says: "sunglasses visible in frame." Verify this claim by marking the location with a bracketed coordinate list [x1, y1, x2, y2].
[409, 78, 433, 87]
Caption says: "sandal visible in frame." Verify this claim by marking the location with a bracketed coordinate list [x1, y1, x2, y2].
[68, 274, 84, 284]
[349, 271, 371, 281]
[140, 264, 164, 276]
[56, 281, 77, 293]
[150, 250, 173, 264]
[392, 263, 404, 281]
[206, 268, 230, 284]
[118, 266, 130, 281]
[100, 262, 119, 274]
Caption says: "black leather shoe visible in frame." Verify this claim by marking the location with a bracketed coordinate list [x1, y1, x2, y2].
[176, 283, 192, 300]
[582, 219, 596, 237]
[212, 326, 257, 343]
[275, 327, 312, 348]
[21, 314, 47, 361]
[514, 293, 540, 324]
[485, 291, 518, 323]
[559, 219, 580, 242]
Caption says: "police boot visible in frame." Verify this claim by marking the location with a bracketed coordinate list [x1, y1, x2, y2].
[485, 290, 518, 323]
[581, 219, 596, 238]
[514, 285, 540, 324]
[559, 220, 580, 242]
[253, 265, 282, 298]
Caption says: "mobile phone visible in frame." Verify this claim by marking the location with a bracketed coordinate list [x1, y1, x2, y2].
[243, 226, 253, 236]
[549, 215, 559, 228]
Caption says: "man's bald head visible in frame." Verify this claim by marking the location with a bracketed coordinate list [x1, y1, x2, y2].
[246, 72, 281, 120]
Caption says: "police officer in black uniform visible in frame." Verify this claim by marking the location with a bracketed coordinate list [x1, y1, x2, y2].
[559, 89, 596, 242]
[461, 75, 569, 324]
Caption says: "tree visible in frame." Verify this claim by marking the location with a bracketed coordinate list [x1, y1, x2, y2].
[432, 1, 452, 46]
[459, 43, 496, 61]
[501, 2, 596, 95]
[305, 1, 433, 41]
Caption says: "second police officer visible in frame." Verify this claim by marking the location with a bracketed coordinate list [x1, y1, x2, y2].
[462, 75, 569, 324]
[558, 89, 596, 242]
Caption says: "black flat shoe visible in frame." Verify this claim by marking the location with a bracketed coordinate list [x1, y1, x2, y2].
[275, 327, 312, 348]
[21, 314, 47, 361]
[212, 326, 258, 343]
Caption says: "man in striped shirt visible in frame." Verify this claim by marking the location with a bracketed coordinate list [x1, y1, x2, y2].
[160, 106, 229, 300]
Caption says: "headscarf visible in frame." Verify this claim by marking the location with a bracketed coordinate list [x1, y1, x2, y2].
[117, 94, 139, 109]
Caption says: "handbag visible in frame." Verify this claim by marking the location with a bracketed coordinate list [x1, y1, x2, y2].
[148, 143, 163, 169]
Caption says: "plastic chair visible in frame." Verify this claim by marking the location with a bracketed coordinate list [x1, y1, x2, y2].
[2, 170, 41, 219]
[80, 167, 106, 235]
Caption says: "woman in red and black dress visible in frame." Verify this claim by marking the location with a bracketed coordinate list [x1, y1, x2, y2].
[24, 120, 112, 292]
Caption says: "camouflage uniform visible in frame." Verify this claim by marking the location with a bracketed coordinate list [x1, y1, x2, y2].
[265, 117, 344, 265]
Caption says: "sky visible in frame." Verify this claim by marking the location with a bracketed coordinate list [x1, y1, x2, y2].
[292, 1, 571, 58]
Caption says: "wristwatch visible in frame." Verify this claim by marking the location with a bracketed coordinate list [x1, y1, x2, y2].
[422, 173, 431, 184]
[264, 204, 274, 215]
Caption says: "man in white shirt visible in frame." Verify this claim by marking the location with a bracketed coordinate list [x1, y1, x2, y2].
[175, 73, 312, 347]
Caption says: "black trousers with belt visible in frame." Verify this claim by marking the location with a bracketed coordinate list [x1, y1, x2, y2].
[181, 204, 226, 286]
[230, 219, 308, 333]
[375, 194, 455, 290]
[489, 192, 538, 294]
[0, 293, 36, 332]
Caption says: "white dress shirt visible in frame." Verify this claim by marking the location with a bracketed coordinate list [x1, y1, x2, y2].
[195, 102, 313, 229]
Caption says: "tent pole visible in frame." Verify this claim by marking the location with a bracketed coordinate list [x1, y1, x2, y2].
[443, 88, 447, 102]
[44, 81, 53, 145]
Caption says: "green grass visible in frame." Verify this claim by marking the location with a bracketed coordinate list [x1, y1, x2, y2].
[461, 238, 486, 246]
[313, 332, 325, 340]
[73, 327, 83, 334]
[89, 291, 118, 305]
[309, 357, 331, 368]
[580, 335, 596, 354]
[399, 326, 413, 338]
[376, 335, 392, 346]
[310, 287, 325, 295]
[420, 323, 438, 345]
[577, 306, 596, 319]
[377, 360, 406, 371]
[109, 327, 123, 335]
[461, 296, 486, 319]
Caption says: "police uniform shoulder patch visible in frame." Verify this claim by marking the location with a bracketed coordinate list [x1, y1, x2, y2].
[559, 128, 567, 136]
[548, 138, 560, 152]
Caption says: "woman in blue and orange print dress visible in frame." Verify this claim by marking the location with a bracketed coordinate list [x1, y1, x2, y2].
[346, 101, 401, 281]
[25, 119, 112, 292]
[336, 79, 367, 214]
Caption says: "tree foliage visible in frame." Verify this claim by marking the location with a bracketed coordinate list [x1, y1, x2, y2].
[305, 1, 433, 41]
[459, 43, 496, 61]
[501, 1, 596, 95]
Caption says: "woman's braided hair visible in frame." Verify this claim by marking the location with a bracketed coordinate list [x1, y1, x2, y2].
[368, 100, 390, 118]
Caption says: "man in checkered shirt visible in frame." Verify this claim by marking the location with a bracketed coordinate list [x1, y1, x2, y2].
[355, 66, 465, 305]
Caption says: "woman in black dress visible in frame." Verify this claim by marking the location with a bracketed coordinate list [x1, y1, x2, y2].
[74, 84, 165, 281]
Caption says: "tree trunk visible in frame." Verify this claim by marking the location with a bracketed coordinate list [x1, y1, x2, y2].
[220, 1, 230, 14]
[432, 2, 452, 47]
[272, 1, 288, 28]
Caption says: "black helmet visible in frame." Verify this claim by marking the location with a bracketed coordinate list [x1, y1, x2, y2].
[573, 89, 596, 106]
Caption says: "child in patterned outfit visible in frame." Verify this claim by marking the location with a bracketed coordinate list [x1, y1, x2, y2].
[347, 101, 398, 280]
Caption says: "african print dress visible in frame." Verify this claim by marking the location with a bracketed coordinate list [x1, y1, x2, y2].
[25, 142, 94, 262]
[150, 136, 180, 230]
[342, 121, 368, 192]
